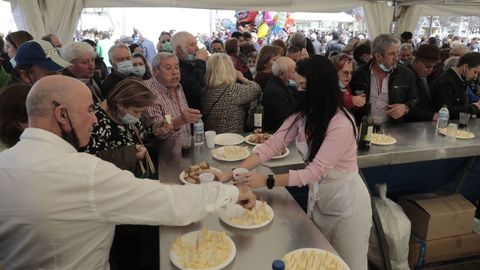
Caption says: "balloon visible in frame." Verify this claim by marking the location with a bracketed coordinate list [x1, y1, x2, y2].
[257, 23, 270, 38]
[221, 19, 236, 32]
[238, 11, 258, 24]
[276, 12, 287, 29]
[264, 11, 273, 24]
[254, 12, 264, 27]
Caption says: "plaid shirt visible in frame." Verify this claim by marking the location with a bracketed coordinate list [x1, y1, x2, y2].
[141, 77, 190, 139]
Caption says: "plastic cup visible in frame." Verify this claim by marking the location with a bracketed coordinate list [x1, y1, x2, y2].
[205, 130, 216, 149]
[459, 112, 470, 130]
[199, 172, 215, 184]
[446, 123, 458, 139]
[179, 135, 192, 156]
[232, 168, 249, 182]
[355, 90, 366, 97]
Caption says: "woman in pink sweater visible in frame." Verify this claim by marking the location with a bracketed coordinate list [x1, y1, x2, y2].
[220, 56, 372, 270]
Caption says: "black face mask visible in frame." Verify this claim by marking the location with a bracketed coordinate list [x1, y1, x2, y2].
[52, 100, 81, 151]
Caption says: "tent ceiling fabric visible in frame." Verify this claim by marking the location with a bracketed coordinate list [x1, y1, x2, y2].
[84, 0, 364, 12]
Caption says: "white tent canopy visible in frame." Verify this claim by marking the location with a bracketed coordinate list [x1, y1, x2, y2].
[5, 0, 480, 43]
[293, 12, 355, 23]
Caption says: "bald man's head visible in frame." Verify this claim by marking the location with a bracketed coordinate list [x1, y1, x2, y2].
[27, 75, 97, 148]
[272, 57, 297, 83]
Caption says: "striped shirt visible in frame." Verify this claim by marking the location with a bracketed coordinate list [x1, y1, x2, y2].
[141, 77, 190, 139]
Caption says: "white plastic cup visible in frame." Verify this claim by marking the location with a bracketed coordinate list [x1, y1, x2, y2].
[446, 123, 458, 139]
[199, 172, 215, 184]
[205, 130, 216, 149]
[232, 168, 249, 181]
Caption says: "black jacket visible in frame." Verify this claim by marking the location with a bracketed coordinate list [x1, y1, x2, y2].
[101, 70, 130, 97]
[179, 59, 206, 110]
[351, 60, 418, 123]
[405, 65, 435, 122]
[262, 76, 298, 132]
[431, 68, 480, 119]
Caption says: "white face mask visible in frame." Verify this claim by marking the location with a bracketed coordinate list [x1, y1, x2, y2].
[9, 57, 16, 68]
[186, 53, 196, 61]
[339, 81, 347, 90]
[116, 60, 133, 75]
[121, 113, 139, 125]
[131, 65, 146, 77]
[378, 55, 394, 73]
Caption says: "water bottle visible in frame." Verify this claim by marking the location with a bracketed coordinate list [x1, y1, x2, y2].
[194, 119, 204, 145]
[436, 105, 449, 129]
[271, 259, 285, 270]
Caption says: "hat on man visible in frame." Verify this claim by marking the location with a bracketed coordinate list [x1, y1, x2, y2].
[14, 40, 71, 71]
[414, 44, 441, 63]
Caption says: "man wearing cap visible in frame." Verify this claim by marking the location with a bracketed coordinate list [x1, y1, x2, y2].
[405, 44, 441, 122]
[12, 40, 71, 85]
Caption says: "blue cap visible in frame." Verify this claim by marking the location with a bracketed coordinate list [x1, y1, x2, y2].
[272, 259, 285, 270]
[14, 40, 71, 71]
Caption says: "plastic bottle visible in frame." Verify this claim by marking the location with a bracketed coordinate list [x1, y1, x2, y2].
[358, 103, 373, 151]
[436, 105, 449, 129]
[271, 259, 285, 270]
[194, 118, 204, 145]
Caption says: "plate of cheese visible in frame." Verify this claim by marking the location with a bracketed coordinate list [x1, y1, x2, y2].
[370, 133, 397, 145]
[211, 146, 250, 162]
[170, 227, 235, 270]
[282, 248, 350, 270]
[218, 200, 274, 229]
[438, 128, 475, 139]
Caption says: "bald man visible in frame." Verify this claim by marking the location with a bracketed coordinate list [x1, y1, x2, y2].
[263, 57, 300, 132]
[0, 75, 255, 270]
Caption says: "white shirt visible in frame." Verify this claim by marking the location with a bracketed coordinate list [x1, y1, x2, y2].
[0, 128, 239, 270]
[370, 71, 390, 124]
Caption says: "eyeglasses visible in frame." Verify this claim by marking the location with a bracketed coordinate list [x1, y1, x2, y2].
[423, 63, 434, 69]
[162, 39, 171, 44]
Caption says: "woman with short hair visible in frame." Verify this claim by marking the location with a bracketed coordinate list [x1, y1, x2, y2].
[254, 45, 284, 90]
[330, 53, 365, 111]
[201, 53, 260, 133]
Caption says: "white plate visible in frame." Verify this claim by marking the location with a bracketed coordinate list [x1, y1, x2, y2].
[218, 200, 274, 229]
[282, 248, 350, 270]
[214, 133, 244, 146]
[370, 134, 397, 145]
[170, 230, 236, 270]
[438, 128, 475, 139]
[244, 133, 272, 146]
[252, 145, 290, 159]
[211, 146, 250, 162]
[179, 167, 222, 185]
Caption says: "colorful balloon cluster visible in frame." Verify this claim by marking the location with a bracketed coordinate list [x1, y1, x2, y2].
[234, 11, 295, 39]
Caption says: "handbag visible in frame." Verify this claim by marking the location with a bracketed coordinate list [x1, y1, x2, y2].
[131, 125, 156, 178]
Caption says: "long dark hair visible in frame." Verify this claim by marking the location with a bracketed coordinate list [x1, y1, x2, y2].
[294, 55, 356, 162]
[0, 84, 30, 147]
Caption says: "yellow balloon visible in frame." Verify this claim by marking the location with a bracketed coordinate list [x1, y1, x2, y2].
[257, 23, 269, 38]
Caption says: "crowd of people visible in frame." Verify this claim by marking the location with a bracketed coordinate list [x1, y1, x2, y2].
[0, 24, 480, 270]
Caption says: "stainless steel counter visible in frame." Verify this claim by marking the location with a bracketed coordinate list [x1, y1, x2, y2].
[157, 138, 336, 270]
[357, 119, 480, 168]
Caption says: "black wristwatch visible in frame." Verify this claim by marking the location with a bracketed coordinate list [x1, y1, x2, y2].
[266, 174, 275, 189]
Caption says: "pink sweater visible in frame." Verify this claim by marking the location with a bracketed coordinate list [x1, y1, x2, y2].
[253, 111, 358, 187]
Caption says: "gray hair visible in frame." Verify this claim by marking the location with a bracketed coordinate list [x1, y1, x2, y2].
[443, 56, 460, 71]
[151, 52, 177, 70]
[61, 42, 94, 62]
[372, 34, 401, 55]
[170, 31, 192, 57]
[271, 57, 295, 76]
[108, 43, 131, 62]
[400, 43, 413, 52]
[451, 43, 470, 54]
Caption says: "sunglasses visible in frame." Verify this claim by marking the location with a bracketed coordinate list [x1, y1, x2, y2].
[162, 39, 171, 44]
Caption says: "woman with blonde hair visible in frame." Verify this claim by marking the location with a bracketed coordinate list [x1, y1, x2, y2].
[201, 53, 261, 133]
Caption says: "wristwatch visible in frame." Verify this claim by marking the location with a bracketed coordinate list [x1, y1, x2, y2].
[266, 174, 275, 189]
